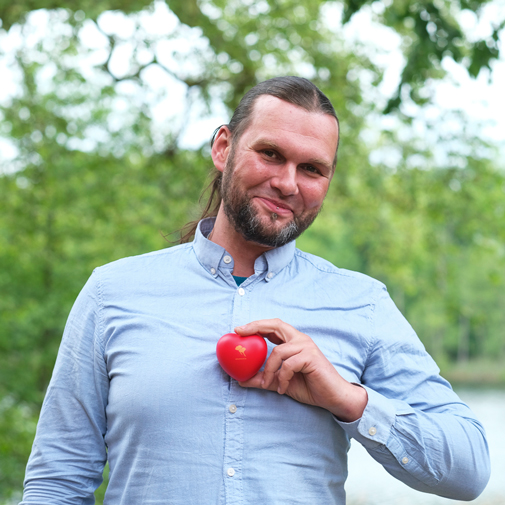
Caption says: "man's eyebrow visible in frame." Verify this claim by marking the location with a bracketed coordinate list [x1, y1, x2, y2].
[254, 139, 333, 172]
[254, 139, 281, 151]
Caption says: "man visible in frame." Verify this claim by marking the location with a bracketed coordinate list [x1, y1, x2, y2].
[22, 77, 489, 504]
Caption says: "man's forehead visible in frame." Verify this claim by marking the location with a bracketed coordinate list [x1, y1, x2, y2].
[247, 95, 339, 138]
[244, 95, 339, 163]
[249, 95, 309, 121]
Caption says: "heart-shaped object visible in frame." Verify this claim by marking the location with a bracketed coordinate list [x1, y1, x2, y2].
[216, 333, 267, 381]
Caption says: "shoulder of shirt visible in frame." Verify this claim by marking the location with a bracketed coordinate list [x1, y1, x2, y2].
[92, 242, 193, 275]
[293, 248, 386, 290]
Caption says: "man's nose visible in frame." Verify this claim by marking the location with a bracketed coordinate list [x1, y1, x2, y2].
[271, 163, 299, 196]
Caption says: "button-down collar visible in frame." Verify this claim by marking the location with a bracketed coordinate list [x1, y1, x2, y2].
[193, 217, 296, 280]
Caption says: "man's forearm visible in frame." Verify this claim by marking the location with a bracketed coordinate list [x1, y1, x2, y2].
[326, 380, 368, 422]
[336, 385, 490, 500]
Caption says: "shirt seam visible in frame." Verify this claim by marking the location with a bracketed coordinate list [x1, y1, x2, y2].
[293, 250, 344, 275]
[364, 284, 380, 370]
[97, 243, 192, 272]
[294, 249, 378, 373]
[93, 268, 107, 362]
[294, 249, 385, 285]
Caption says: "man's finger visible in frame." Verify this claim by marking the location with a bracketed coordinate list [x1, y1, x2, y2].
[239, 371, 279, 393]
[261, 343, 301, 389]
[238, 371, 264, 389]
[234, 318, 293, 344]
[276, 355, 308, 394]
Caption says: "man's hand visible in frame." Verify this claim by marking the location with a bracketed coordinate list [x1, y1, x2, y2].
[235, 318, 368, 422]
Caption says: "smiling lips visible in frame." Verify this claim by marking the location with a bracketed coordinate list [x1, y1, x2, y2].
[256, 197, 293, 216]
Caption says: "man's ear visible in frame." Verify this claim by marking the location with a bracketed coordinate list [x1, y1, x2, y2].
[211, 126, 232, 173]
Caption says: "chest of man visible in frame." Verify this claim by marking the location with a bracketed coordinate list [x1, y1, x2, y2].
[99, 267, 371, 504]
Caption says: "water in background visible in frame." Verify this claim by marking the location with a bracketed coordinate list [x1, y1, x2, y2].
[345, 389, 505, 505]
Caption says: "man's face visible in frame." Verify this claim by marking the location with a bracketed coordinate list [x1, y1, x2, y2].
[220, 95, 339, 248]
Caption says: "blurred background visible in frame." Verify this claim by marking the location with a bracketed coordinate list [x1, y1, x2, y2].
[0, 0, 504, 503]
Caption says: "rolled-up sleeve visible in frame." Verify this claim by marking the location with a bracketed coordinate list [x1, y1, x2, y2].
[335, 285, 490, 501]
[21, 271, 108, 504]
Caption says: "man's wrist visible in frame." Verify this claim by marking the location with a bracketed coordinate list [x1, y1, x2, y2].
[328, 382, 368, 422]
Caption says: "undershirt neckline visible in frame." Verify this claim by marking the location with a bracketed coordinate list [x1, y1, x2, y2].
[233, 275, 247, 286]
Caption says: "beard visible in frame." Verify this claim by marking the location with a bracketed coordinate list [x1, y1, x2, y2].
[221, 147, 322, 248]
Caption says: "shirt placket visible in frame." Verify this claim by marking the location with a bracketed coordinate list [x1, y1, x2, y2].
[222, 274, 253, 505]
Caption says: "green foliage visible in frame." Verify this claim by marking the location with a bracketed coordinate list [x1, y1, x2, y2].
[0, 397, 37, 500]
[94, 463, 109, 504]
[341, 0, 504, 111]
[0, 35, 212, 407]
[1, 0, 502, 113]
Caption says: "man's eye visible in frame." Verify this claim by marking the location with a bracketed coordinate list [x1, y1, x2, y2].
[303, 165, 320, 174]
[263, 150, 276, 158]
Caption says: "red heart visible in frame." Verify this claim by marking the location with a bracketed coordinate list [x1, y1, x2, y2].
[216, 333, 267, 381]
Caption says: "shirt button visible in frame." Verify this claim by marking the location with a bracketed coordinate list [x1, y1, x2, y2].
[223, 255, 232, 264]
[402, 457, 409, 465]
[229, 404, 237, 413]
[368, 427, 377, 436]
[210, 268, 216, 275]
[267, 272, 274, 279]
[227, 467, 235, 477]
[238, 288, 245, 296]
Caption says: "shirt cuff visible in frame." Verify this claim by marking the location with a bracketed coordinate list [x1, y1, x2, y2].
[333, 385, 397, 448]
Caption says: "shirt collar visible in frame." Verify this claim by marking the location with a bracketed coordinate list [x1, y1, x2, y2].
[193, 217, 296, 280]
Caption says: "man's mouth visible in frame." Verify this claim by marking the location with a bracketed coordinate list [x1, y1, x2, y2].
[255, 197, 294, 216]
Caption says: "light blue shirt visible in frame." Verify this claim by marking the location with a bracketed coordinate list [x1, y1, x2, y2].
[22, 218, 490, 504]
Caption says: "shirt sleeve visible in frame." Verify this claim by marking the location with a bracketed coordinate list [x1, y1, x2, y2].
[334, 285, 490, 501]
[21, 270, 108, 504]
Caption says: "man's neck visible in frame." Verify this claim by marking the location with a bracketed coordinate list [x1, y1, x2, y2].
[209, 209, 273, 277]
